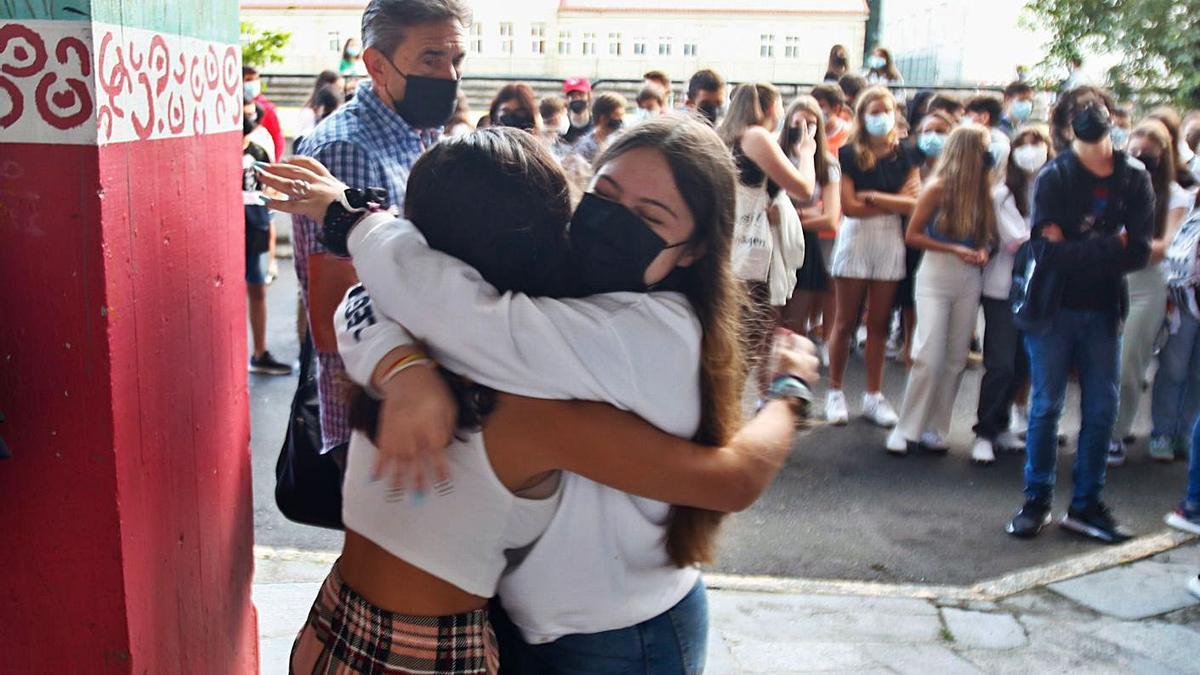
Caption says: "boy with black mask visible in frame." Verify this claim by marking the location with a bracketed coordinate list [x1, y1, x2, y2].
[562, 77, 594, 144]
[1007, 86, 1154, 544]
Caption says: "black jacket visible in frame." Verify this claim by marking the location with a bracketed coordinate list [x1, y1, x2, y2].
[1029, 148, 1154, 314]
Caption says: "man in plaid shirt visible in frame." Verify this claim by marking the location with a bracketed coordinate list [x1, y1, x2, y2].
[292, 0, 468, 460]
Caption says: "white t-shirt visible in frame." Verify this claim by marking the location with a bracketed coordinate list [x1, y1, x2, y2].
[340, 214, 704, 643]
[984, 182, 1033, 300]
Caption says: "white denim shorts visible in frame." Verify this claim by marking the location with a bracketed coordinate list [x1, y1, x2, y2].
[830, 213, 906, 281]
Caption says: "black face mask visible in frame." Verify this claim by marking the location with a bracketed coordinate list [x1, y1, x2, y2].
[696, 100, 719, 125]
[569, 192, 690, 295]
[243, 116, 258, 136]
[1071, 102, 1111, 143]
[384, 58, 459, 128]
[497, 110, 535, 131]
[568, 99, 589, 115]
[605, 117, 623, 131]
[1134, 153, 1161, 173]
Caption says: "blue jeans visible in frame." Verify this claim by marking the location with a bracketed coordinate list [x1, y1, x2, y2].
[1024, 309, 1120, 511]
[1187, 413, 1200, 510]
[1151, 309, 1200, 442]
[492, 579, 709, 674]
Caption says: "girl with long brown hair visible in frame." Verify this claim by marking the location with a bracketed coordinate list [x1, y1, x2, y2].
[971, 126, 1054, 464]
[261, 119, 818, 674]
[779, 96, 843, 343]
[886, 125, 998, 455]
[825, 85, 919, 427]
[1117, 119, 1192, 462]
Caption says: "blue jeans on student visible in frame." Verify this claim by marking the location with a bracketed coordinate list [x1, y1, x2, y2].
[492, 579, 709, 675]
[1187, 413, 1200, 510]
[1024, 308, 1120, 512]
[1151, 309, 1200, 443]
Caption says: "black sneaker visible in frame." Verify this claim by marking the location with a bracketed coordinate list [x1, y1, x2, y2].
[1105, 439, 1126, 467]
[1061, 502, 1132, 544]
[250, 350, 293, 375]
[1006, 499, 1052, 538]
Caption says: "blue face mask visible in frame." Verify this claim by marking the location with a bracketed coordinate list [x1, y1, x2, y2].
[864, 112, 894, 137]
[868, 55, 886, 70]
[917, 131, 946, 158]
[1010, 99, 1033, 122]
[1109, 126, 1130, 150]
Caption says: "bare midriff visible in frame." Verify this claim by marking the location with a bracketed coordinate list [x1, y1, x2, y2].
[338, 529, 488, 616]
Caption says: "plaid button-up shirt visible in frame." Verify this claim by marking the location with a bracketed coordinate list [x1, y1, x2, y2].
[293, 80, 440, 452]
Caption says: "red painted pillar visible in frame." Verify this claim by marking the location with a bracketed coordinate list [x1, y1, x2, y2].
[0, 4, 257, 673]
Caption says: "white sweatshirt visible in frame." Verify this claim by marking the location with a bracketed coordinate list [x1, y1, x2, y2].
[338, 213, 704, 643]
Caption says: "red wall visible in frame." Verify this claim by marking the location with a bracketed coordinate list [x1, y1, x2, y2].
[0, 131, 258, 673]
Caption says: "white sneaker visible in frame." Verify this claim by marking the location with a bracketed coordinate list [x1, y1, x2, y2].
[886, 429, 909, 455]
[1009, 404, 1029, 436]
[825, 390, 849, 426]
[995, 431, 1026, 452]
[972, 437, 996, 465]
[862, 393, 898, 428]
[920, 431, 949, 452]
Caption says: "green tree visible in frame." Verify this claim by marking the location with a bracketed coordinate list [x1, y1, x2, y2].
[1022, 0, 1200, 108]
[240, 21, 292, 69]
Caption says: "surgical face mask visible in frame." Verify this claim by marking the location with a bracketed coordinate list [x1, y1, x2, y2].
[917, 131, 946, 158]
[1109, 126, 1130, 151]
[696, 100, 721, 126]
[569, 192, 690, 295]
[1071, 102, 1111, 144]
[496, 109, 535, 131]
[864, 112, 895, 137]
[1010, 99, 1033, 123]
[556, 116, 570, 136]
[632, 108, 653, 122]
[344, 46, 361, 58]
[243, 80, 262, 101]
[868, 55, 886, 70]
[1012, 143, 1048, 174]
[382, 57, 459, 128]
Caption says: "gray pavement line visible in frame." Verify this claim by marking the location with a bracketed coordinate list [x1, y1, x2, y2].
[254, 530, 1197, 602]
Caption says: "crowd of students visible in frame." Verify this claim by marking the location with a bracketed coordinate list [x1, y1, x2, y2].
[244, 0, 1200, 671]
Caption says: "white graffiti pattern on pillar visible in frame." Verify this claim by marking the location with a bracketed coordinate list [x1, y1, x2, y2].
[0, 20, 240, 146]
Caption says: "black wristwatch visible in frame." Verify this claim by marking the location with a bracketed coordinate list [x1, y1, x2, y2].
[319, 186, 388, 257]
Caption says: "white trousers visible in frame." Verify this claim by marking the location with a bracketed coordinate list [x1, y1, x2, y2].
[896, 251, 984, 441]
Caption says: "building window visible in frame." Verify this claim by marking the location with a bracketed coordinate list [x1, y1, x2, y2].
[499, 22, 514, 55]
[784, 36, 799, 59]
[683, 42, 697, 57]
[582, 31, 596, 56]
[328, 31, 341, 52]
[558, 29, 572, 55]
[530, 23, 546, 54]
[657, 36, 672, 56]
[608, 32, 622, 56]
[759, 34, 775, 58]
[633, 36, 647, 55]
[470, 23, 483, 53]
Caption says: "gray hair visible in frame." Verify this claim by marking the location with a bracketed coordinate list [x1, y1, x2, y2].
[361, 0, 472, 56]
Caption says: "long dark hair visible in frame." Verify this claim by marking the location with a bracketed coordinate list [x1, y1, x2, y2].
[1130, 119, 1178, 239]
[825, 44, 849, 79]
[304, 70, 342, 109]
[488, 83, 540, 133]
[596, 116, 746, 567]
[1049, 85, 1116, 153]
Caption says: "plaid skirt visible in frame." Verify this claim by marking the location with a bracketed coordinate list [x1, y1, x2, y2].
[290, 565, 498, 674]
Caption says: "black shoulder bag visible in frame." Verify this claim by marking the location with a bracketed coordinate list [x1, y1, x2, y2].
[274, 335, 345, 530]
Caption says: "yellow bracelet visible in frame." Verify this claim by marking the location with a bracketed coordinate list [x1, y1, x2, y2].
[379, 353, 434, 386]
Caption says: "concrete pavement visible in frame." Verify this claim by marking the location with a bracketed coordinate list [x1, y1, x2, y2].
[254, 540, 1200, 674]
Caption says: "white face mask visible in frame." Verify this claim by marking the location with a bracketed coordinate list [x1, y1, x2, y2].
[556, 116, 570, 136]
[1012, 143, 1048, 174]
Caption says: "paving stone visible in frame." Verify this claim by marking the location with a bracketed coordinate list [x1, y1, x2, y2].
[709, 591, 942, 645]
[941, 608, 1028, 650]
[705, 625, 743, 674]
[252, 581, 321, 640]
[956, 646, 1127, 675]
[862, 643, 985, 674]
[258, 636, 293, 675]
[1049, 560, 1200, 620]
[999, 589, 1101, 622]
[254, 557, 333, 585]
[1151, 543, 1200, 566]
[724, 638, 879, 672]
[1091, 619, 1200, 674]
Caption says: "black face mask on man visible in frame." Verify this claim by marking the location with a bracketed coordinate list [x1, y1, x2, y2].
[382, 57, 459, 128]
[696, 100, 720, 126]
[497, 109, 535, 131]
[567, 99, 589, 115]
[568, 192, 691, 295]
[1071, 102, 1111, 144]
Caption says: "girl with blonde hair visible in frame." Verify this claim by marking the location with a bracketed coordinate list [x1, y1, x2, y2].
[886, 124, 998, 455]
